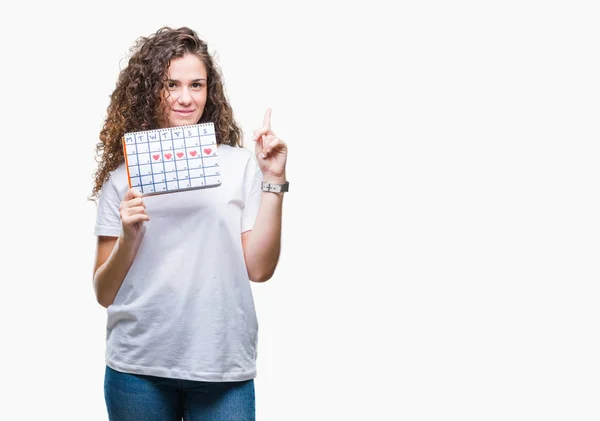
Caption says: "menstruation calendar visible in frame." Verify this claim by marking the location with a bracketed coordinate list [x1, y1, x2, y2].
[122, 122, 221, 196]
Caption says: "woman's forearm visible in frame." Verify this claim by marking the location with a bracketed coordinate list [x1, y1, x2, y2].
[93, 235, 142, 308]
[244, 190, 284, 282]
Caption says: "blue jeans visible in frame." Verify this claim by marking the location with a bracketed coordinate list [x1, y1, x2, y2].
[104, 366, 255, 421]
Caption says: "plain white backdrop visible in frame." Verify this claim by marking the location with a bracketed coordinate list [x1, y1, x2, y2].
[1, 0, 599, 419]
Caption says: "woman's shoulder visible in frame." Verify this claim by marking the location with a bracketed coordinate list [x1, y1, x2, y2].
[103, 162, 129, 191]
[109, 162, 127, 179]
[218, 145, 260, 180]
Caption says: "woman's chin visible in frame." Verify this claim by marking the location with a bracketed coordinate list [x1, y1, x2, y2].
[169, 117, 199, 127]
[169, 120, 187, 128]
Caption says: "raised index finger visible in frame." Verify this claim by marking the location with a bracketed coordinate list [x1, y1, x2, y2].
[263, 108, 272, 130]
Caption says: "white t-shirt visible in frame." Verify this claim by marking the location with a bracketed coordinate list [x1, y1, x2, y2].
[94, 144, 263, 382]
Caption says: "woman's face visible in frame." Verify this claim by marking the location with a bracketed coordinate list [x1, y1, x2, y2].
[162, 53, 208, 128]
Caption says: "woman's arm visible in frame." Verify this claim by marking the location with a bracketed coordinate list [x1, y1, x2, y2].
[242, 109, 287, 283]
[93, 188, 149, 307]
[93, 234, 144, 307]
[242, 177, 285, 282]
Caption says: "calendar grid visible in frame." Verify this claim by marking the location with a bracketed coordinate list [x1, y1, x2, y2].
[199, 129, 207, 186]
[160, 131, 167, 189]
[150, 132, 156, 187]
[122, 122, 220, 196]
[169, 130, 180, 190]
[135, 134, 142, 189]
[182, 127, 192, 184]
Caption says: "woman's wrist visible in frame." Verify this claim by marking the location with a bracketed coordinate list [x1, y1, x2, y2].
[262, 174, 287, 185]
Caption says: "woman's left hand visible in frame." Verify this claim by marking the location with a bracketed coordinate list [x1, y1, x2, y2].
[253, 108, 287, 183]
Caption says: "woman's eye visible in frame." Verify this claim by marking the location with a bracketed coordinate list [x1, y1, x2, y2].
[192, 83, 204, 89]
[168, 82, 177, 89]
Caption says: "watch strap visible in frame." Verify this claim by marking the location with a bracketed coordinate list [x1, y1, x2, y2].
[261, 181, 289, 193]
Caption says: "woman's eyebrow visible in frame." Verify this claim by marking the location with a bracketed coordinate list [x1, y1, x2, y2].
[168, 78, 207, 82]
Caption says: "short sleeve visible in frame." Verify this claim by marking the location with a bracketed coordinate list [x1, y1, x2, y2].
[94, 175, 123, 237]
[241, 154, 263, 233]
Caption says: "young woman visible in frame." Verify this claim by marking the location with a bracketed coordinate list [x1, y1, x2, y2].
[91, 26, 288, 420]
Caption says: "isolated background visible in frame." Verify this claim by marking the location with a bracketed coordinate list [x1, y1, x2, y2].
[1, 0, 598, 419]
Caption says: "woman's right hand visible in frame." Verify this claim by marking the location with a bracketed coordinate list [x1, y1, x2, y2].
[119, 188, 150, 241]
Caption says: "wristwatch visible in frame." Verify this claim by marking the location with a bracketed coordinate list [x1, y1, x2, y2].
[261, 181, 289, 193]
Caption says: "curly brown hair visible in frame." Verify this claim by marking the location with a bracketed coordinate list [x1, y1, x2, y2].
[89, 26, 243, 201]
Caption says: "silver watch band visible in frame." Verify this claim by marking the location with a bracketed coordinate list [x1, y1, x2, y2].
[261, 181, 289, 193]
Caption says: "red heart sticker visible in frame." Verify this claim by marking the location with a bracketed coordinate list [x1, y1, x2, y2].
[190, 150, 198, 157]
[164, 153, 172, 160]
[152, 154, 160, 161]
[176, 152, 184, 158]
[204, 148, 212, 155]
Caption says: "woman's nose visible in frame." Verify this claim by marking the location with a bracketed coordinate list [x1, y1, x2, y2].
[178, 89, 192, 105]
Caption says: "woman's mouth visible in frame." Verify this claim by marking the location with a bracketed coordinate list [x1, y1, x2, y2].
[174, 110, 195, 116]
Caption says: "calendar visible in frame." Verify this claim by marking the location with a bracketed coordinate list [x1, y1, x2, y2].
[122, 122, 221, 196]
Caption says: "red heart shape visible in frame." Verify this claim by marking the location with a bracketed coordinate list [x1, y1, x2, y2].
[204, 148, 212, 155]
[164, 153, 172, 160]
[176, 152, 184, 158]
[190, 150, 198, 157]
[152, 154, 160, 161]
